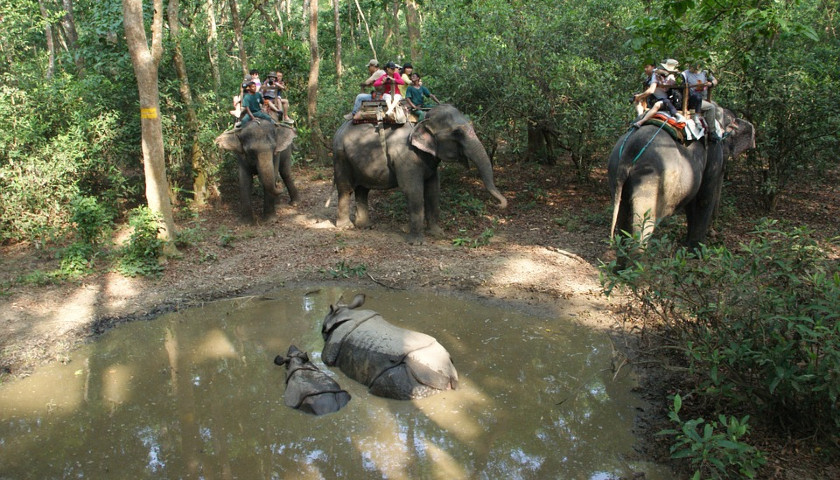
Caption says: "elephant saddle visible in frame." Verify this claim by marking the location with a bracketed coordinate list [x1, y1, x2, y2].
[353, 101, 407, 125]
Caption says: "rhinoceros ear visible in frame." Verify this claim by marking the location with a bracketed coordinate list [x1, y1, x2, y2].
[215, 130, 243, 153]
[348, 294, 366, 309]
[274, 355, 289, 366]
[274, 125, 296, 154]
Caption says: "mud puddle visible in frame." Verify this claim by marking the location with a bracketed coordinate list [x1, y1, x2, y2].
[0, 287, 670, 478]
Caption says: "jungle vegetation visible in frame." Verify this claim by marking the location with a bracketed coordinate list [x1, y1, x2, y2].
[1, 1, 839, 476]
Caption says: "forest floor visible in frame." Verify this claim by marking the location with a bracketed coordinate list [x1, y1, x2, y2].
[1, 160, 838, 478]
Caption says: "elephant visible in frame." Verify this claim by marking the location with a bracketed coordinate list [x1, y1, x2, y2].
[215, 121, 300, 222]
[332, 104, 508, 244]
[608, 107, 755, 249]
[274, 345, 351, 415]
[321, 294, 459, 400]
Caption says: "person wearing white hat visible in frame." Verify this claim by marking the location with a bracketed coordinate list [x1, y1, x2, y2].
[632, 58, 682, 128]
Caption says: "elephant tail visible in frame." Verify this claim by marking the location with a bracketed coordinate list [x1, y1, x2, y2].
[609, 163, 632, 241]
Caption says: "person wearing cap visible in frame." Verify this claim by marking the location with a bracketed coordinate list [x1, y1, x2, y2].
[682, 63, 719, 138]
[275, 71, 294, 124]
[240, 81, 274, 127]
[261, 72, 282, 115]
[374, 61, 405, 116]
[345, 59, 386, 120]
[632, 58, 681, 128]
[399, 63, 413, 97]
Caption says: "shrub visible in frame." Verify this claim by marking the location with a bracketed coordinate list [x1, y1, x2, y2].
[115, 206, 164, 277]
[601, 220, 840, 432]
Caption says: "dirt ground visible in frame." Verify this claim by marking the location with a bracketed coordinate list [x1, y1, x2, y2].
[1, 160, 838, 478]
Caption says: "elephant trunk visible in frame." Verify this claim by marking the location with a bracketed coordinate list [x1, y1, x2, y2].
[464, 137, 508, 209]
[256, 151, 285, 197]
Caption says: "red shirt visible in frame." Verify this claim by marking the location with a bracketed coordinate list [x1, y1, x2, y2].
[373, 72, 405, 95]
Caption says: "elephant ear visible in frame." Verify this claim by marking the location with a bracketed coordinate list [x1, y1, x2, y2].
[410, 121, 437, 156]
[215, 130, 243, 153]
[274, 125, 297, 154]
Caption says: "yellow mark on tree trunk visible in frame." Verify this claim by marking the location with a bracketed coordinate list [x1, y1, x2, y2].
[140, 108, 158, 119]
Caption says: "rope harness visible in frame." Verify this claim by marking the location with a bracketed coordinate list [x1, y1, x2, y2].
[619, 121, 668, 165]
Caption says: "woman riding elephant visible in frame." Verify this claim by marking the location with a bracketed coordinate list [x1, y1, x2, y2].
[332, 104, 507, 244]
[608, 107, 755, 249]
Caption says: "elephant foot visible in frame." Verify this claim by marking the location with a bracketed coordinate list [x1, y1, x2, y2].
[354, 219, 372, 229]
[406, 233, 425, 245]
[288, 199, 299, 207]
[335, 218, 353, 229]
[427, 225, 444, 237]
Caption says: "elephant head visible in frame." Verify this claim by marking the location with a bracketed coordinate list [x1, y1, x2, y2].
[409, 105, 508, 208]
[215, 122, 296, 197]
[720, 109, 756, 160]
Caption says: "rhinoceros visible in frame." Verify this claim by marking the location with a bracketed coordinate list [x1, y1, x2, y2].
[321, 294, 458, 400]
[274, 345, 351, 415]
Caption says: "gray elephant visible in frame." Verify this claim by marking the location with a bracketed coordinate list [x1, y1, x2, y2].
[321, 294, 459, 400]
[215, 121, 300, 222]
[608, 108, 755, 248]
[274, 345, 351, 415]
[332, 104, 508, 244]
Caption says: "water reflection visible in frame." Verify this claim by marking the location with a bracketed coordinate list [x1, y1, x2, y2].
[0, 287, 670, 478]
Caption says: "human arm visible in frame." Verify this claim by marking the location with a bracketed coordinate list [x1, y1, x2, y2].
[373, 73, 388, 87]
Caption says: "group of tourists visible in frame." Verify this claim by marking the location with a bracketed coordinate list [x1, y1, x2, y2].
[631, 58, 720, 140]
[232, 69, 295, 128]
[344, 59, 440, 121]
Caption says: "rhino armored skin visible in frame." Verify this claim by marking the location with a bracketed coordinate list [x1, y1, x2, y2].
[274, 345, 351, 415]
[321, 294, 458, 400]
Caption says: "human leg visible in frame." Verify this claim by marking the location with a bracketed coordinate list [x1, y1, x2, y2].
[633, 101, 662, 128]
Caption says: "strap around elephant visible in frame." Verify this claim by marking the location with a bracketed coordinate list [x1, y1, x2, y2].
[621, 121, 668, 165]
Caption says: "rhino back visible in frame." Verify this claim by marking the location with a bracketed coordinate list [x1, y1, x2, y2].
[285, 367, 349, 414]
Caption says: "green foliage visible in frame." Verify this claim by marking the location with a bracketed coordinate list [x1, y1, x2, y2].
[69, 196, 113, 246]
[322, 260, 368, 279]
[601, 220, 840, 432]
[115, 206, 164, 277]
[659, 394, 765, 479]
[452, 227, 494, 248]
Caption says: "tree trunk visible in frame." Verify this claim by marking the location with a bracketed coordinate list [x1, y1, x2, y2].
[230, 0, 248, 77]
[307, 0, 327, 163]
[405, 0, 421, 61]
[347, 0, 356, 50]
[168, 0, 208, 206]
[60, 0, 84, 75]
[38, 0, 56, 80]
[353, 0, 376, 60]
[383, 0, 395, 47]
[333, 0, 343, 77]
[205, 0, 221, 92]
[123, 0, 178, 254]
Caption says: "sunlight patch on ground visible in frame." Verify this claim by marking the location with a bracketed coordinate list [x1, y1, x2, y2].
[36, 284, 101, 336]
[489, 246, 600, 295]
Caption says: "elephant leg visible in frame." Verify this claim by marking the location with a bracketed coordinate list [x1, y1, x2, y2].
[277, 151, 300, 205]
[354, 186, 372, 228]
[424, 173, 443, 237]
[629, 177, 659, 244]
[686, 147, 724, 248]
[401, 181, 426, 245]
[335, 186, 353, 228]
[237, 161, 256, 223]
[262, 188, 278, 221]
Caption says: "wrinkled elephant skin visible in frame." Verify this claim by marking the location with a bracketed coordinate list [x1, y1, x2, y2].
[608, 108, 755, 248]
[321, 294, 458, 400]
[274, 345, 351, 416]
[332, 104, 507, 244]
[215, 122, 300, 222]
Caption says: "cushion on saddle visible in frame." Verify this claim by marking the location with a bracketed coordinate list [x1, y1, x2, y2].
[644, 113, 686, 143]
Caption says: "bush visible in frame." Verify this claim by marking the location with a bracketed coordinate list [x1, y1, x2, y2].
[115, 206, 164, 277]
[601, 220, 840, 432]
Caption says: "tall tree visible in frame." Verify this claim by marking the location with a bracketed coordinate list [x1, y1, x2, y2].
[60, 0, 84, 74]
[333, 0, 343, 77]
[230, 0, 248, 76]
[37, 0, 56, 79]
[405, 0, 421, 61]
[123, 0, 178, 254]
[306, 0, 327, 162]
[205, 0, 221, 91]
[353, 0, 376, 59]
[168, 0, 208, 206]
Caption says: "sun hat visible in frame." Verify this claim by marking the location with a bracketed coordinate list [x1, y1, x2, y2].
[660, 59, 680, 73]
[267, 71, 277, 78]
[384, 61, 397, 69]
[367, 59, 379, 67]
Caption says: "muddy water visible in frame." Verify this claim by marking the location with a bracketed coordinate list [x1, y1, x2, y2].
[0, 288, 669, 479]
